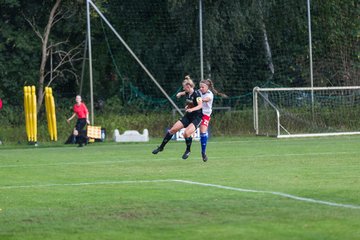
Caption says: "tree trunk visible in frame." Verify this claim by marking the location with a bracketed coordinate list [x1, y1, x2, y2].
[37, 0, 62, 114]
[261, 21, 274, 78]
[258, 0, 274, 81]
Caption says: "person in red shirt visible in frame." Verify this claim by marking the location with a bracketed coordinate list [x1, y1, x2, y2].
[67, 95, 90, 147]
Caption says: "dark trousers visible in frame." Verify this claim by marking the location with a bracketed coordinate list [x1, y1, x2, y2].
[75, 118, 87, 145]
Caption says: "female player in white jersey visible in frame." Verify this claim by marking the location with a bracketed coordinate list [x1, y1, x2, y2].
[177, 79, 227, 162]
[198, 79, 227, 161]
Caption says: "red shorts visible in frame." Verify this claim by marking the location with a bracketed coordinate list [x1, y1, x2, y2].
[201, 114, 211, 127]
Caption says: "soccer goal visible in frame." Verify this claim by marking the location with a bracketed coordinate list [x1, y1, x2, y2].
[253, 86, 360, 138]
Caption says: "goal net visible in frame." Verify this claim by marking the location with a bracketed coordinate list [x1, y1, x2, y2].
[81, 1, 359, 117]
[253, 86, 360, 138]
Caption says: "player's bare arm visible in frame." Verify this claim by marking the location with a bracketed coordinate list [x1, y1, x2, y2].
[202, 96, 212, 102]
[176, 91, 186, 98]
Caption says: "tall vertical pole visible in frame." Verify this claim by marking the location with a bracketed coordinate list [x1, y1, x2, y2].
[199, 0, 204, 81]
[80, 35, 88, 96]
[50, 43, 53, 83]
[86, 0, 94, 125]
[307, 0, 314, 106]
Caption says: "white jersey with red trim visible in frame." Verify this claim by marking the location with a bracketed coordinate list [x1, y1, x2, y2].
[201, 90, 213, 116]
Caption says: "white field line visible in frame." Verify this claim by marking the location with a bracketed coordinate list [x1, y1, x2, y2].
[0, 180, 171, 189]
[0, 151, 358, 169]
[1, 179, 359, 210]
[172, 180, 360, 210]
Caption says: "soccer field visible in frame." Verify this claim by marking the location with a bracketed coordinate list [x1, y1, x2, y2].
[0, 136, 359, 239]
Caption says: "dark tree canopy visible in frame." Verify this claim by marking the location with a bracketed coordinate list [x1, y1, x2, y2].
[0, 0, 358, 111]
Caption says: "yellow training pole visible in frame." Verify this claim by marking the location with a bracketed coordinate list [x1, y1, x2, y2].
[24, 86, 31, 142]
[44, 87, 49, 138]
[31, 86, 37, 143]
[28, 86, 33, 142]
[49, 87, 57, 141]
[45, 87, 53, 140]
[26, 86, 33, 142]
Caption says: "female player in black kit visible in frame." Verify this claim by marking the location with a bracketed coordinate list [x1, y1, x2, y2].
[152, 76, 203, 159]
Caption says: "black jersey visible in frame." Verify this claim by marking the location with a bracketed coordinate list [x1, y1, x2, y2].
[185, 90, 203, 117]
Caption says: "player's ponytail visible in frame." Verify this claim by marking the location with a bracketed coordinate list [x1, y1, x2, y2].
[200, 79, 228, 98]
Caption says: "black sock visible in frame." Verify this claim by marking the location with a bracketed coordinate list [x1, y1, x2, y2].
[160, 131, 173, 149]
[185, 137, 192, 151]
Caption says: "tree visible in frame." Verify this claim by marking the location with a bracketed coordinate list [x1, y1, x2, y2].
[24, 0, 84, 113]
[0, 0, 39, 106]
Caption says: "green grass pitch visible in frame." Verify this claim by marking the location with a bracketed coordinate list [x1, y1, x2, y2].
[0, 136, 359, 239]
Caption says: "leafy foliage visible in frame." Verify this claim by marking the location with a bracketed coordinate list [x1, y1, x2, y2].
[0, 0, 358, 115]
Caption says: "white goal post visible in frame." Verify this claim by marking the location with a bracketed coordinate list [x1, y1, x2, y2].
[253, 86, 360, 138]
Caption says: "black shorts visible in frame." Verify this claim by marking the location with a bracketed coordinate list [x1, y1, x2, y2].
[75, 118, 87, 132]
[180, 114, 203, 129]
